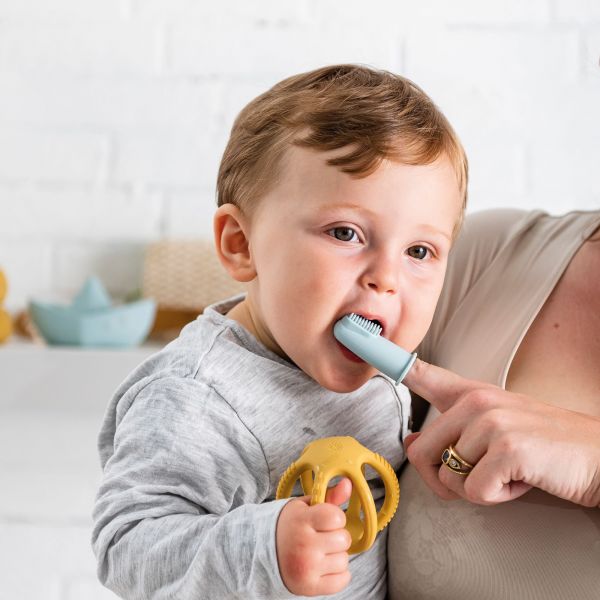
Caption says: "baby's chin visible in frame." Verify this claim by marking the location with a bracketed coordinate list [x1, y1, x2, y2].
[280, 341, 376, 392]
[308, 365, 376, 394]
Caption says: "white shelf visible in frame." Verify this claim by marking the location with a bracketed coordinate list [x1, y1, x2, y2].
[0, 337, 161, 598]
[0, 337, 161, 521]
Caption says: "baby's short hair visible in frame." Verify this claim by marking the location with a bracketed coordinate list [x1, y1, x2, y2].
[217, 64, 468, 219]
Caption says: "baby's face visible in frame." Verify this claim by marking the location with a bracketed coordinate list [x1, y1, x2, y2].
[242, 145, 461, 392]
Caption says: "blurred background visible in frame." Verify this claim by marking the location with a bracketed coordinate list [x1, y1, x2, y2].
[0, 1, 599, 599]
[1, 0, 599, 309]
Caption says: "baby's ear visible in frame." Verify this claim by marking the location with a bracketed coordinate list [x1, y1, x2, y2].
[213, 204, 256, 282]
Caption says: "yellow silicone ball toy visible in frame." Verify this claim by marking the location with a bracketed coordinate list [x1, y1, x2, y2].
[276, 436, 400, 555]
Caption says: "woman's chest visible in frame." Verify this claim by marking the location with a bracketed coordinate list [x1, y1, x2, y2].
[506, 244, 600, 416]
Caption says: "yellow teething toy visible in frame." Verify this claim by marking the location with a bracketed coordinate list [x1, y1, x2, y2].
[0, 268, 12, 343]
[276, 436, 399, 554]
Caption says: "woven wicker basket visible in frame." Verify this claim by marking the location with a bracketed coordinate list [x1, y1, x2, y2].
[142, 240, 245, 312]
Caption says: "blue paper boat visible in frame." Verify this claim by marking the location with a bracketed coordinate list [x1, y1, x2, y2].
[29, 276, 156, 347]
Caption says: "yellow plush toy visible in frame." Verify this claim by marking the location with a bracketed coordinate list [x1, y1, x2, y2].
[0, 268, 13, 343]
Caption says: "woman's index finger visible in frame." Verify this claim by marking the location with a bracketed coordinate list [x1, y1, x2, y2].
[402, 358, 482, 412]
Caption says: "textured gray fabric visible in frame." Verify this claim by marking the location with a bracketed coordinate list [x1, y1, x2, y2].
[93, 294, 409, 599]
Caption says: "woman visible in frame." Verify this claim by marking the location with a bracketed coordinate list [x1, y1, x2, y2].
[388, 208, 600, 599]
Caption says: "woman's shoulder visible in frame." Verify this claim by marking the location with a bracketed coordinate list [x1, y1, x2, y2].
[458, 207, 600, 250]
[452, 208, 600, 275]
[453, 208, 542, 263]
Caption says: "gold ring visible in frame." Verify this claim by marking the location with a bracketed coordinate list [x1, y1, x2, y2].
[441, 445, 474, 476]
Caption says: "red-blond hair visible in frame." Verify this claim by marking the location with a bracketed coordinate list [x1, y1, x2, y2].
[217, 64, 467, 229]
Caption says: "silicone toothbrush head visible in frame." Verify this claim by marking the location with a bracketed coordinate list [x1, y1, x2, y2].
[334, 314, 416, 385]
[346, 313, 382, 336]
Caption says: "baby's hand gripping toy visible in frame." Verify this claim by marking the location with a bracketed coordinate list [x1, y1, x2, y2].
[276, 436, 400, 554]
[276, 314, 417, 554]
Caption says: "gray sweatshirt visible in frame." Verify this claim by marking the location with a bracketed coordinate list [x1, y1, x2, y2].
[92, 295, 410, 599]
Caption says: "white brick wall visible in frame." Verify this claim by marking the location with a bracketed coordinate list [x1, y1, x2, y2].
[0, 0, 598, 311]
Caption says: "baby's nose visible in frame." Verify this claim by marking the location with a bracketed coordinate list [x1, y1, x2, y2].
[361, 258, 399, 295]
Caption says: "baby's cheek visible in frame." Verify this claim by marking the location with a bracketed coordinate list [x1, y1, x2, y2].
[403, 297, 439, 348]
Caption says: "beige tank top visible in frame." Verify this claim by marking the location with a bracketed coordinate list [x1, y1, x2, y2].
[388, 208, 600, 600]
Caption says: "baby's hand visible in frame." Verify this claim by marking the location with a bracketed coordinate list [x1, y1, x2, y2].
[276, 478, 353, 596]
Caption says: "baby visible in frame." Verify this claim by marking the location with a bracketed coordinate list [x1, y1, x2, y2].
[92, 64, 467, 599]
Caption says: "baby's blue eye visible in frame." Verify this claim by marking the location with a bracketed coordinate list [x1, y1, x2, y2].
[407, 245, 429, 260]
[329, 227, 359, 242]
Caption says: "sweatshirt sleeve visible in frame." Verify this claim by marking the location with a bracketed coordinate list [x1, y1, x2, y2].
[91, 375, 295, 599]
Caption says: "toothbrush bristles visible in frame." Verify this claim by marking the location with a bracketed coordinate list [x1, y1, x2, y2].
[348, 313, 382, 336]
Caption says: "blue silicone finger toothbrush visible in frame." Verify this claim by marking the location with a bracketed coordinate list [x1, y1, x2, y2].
[333, 314, 417, 384]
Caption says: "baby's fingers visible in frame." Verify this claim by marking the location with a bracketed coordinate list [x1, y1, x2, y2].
[309, 502, 346, 532]
[322, 550, 349, 573]
[318, 571, 352, 596]
[324, 477, 352, 506]
[318, 528, 352, 554]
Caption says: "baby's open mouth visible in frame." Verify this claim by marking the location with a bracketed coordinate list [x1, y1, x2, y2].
[352, 313, 384, 336]
[334, 312, 385, 365]
[336, 341, 365, 363]
[333, 312, 417, 383]
[367, 318, 383, 332]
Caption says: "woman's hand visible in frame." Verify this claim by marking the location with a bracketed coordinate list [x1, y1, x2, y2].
[402, 359, 600, 508]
